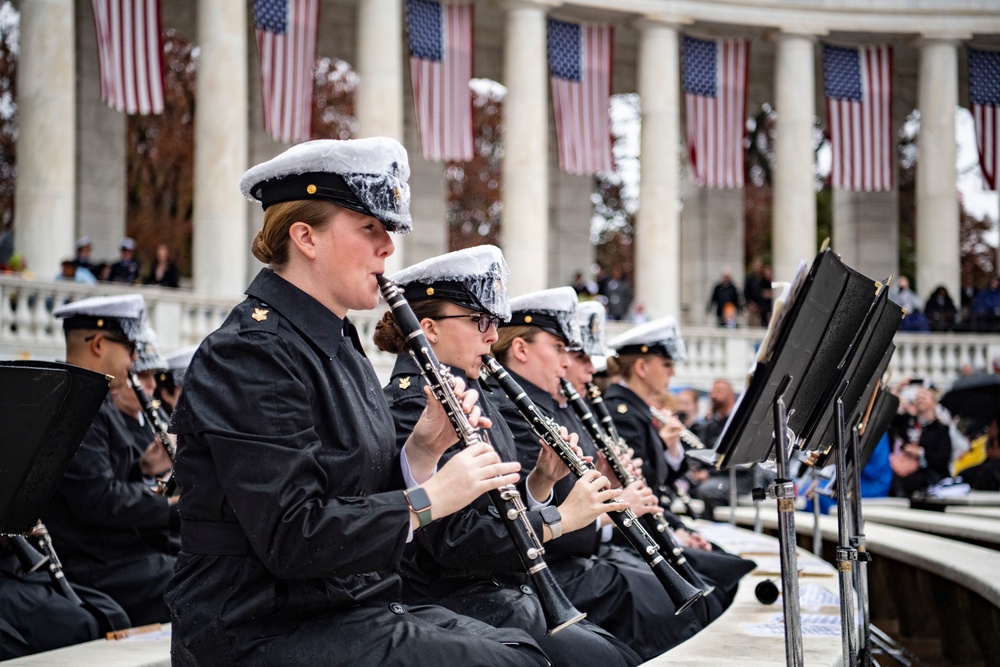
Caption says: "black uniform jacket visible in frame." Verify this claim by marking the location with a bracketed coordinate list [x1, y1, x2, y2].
[383, 353, 547, 593]
[42, 395, 177, 624]
[167, 270, 415, 656]
[487, 368, 603, 558]
[603, 383, 687, 491]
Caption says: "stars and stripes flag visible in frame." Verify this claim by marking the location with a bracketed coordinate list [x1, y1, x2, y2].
[547, 19, 614, 175]
[969, 47, 1000, 191]
[682, 36, 750, 189]
[822, 44, 894, 192]
[406, 0, 474, 162]
[91, 0, 164, 115]
[253, 0, 319, 145]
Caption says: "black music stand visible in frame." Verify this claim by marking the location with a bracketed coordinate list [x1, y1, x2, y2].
[0, 361, 109, 535]
[704, 249, 882, 667]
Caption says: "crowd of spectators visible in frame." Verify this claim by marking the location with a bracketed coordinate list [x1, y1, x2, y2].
[890, 274, 1000, 333]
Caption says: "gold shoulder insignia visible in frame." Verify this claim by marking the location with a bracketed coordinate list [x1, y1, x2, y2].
[617, 404, 628, 414]
[252, 308, 269, 322]
[399, 376, 411, 390]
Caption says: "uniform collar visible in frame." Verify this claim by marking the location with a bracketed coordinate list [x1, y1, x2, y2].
[245, 268, 361, 358]
[504, 367, 560, 414]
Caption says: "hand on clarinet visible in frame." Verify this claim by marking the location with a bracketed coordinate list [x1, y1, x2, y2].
[657, 415, 685, 458]
[417, 443, 521, 529]
[558, 469, 623, 536]
[616, 480, 661, 519]
[406, 378, 493, 482]
[526, 426, 583, 501]
[139, 437, 173, 478]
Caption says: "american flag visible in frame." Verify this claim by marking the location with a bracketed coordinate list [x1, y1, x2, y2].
[969, 48, 1000, 191]
[406, 0, 474, 162]
[547, 19, 614, 175]
[91, 0, 164, 115]
[822, 44, 894, 192]
[253, 0, 319, 145]
[682, 37, 750, 189]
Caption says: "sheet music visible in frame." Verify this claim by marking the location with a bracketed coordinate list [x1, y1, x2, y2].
[746, 613, 841, 637]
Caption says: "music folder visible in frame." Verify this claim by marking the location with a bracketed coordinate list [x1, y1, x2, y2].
[0, 360, 109, 535]
[710, 249, 883, 471]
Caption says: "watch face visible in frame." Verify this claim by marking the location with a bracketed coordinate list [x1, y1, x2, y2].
[540, 506, 561, 524]
[406, 486, 432, 512]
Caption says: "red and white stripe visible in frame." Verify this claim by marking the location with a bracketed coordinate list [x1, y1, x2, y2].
[973, 103, 998, 191]
[410, 3, 473, 162]
[551, 24, 614, 175]
[256, 0, 319, 145]
[827, 45, 894, 192]
[685, 39, 749, 189]
[91, 0, 164, 115]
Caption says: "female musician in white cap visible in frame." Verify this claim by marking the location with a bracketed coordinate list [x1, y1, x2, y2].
[166, 140, 547, 667]
[374, 245, 640, 667]
[487, 290, 704, 661]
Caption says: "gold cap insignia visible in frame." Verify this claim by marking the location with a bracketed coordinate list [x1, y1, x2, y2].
[252, 308, 269, 322]
[306, 184, 317, 195]
[399, 376, 411, 390]
[426, 287, 435, 296]
[524, 315, 533, 324]
[96, 318, 104, 328]
[394, 187, 402, 201]
[640, 345, 649, 353]
[617, 404, 628, 414]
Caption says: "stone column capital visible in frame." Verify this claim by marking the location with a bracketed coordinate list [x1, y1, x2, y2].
[497, 0, 562, 13]
[913, 33, 970, 48]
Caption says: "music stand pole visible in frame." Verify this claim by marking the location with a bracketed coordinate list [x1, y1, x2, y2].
[834, 399, 859, 667]
[850, 425, 873, 665]
[770, 375, 804, 667]
[812, 481, 823, 557]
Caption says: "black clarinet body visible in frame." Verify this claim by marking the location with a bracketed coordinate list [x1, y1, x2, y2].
[483, 356, 702, 615]
[377, 274, 585, 636]
[128, 372, 176, 496]
[564, 380, 714, 597]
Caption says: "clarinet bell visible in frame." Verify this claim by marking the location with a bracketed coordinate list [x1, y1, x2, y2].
[755, 579, 780, 604]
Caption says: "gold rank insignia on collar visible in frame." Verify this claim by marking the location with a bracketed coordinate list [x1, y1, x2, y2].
[399, 376, 411, 390]
[617, 404, 628, 414]
[252, 308, 269, 322]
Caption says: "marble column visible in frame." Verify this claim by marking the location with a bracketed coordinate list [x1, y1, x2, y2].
[772, 31, 818, 284]
[501, 0, 555, 296]
[356, 0, 409, 274]
[915, 37, 961, 300]
[14, 0, 76, 280]
[635, 19, 682, 320]
[192, 0, 248, 294]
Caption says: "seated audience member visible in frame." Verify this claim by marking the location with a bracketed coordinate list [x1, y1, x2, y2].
[108, 238, 141, 284]
[888, 386, 953, 497]
[143, 244, 181, 288]
[45, 295, 177, 626]
[924, 285, 957, 331]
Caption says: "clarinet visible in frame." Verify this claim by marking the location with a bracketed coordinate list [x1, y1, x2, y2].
[9, 524, 82, 604]
[377, 275, 585, 636]
[128, 372, 175, 495]
[483, 356, 703, 615]
[563, 380, 715, 596]
[589, 382, 700, 516]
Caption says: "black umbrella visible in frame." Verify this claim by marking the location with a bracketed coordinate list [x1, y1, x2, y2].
[939, 373, 1000, 424]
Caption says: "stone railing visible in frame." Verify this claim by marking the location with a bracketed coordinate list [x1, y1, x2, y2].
[3, 275, 1000, 391]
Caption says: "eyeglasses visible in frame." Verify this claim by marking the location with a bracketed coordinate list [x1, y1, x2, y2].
[432, 313, 502, 334]
[85, 333, 136, 355]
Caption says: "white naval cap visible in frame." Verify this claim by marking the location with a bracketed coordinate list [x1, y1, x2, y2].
[608, 316, 687, 361]
[53, 294, 146, 342]
[389, 244, 511, 321]
[240, 138, 412, 233]
[503, 286, 582, 348]
[576, 300, 609, 358]
[132, 325, 167, 373]
[158, 344, 199, 386]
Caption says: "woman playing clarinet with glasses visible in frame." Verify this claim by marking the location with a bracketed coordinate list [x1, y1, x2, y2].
[165, 139, 549, 667]
[373, 245, 640, 667]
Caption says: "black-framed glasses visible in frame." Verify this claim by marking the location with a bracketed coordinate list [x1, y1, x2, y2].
[432, 313, 502, 334]
[85, 332, 136, 355]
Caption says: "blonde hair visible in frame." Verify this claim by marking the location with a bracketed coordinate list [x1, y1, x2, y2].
[491, 325, 540, 365]
[607, 353, 642, 380]
[251, 199, 340, 266]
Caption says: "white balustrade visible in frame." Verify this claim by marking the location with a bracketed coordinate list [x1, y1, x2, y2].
[3, 275, 1000, 392]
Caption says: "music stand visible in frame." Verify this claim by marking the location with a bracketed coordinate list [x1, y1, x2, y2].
[706, 249, 882, 667]
[0, 361, 109, 535]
